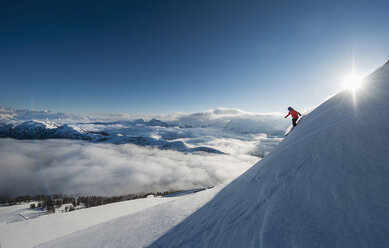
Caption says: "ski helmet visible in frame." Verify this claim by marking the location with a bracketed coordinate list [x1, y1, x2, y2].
[288, 107, 292, 111]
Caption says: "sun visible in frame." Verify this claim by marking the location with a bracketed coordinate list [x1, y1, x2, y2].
[342, 72, 365, 91]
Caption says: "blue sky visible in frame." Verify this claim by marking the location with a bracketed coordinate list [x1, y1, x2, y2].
[1, 0, 388, 114]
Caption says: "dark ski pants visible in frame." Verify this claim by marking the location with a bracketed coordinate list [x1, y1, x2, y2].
[292, 118, 298, 127]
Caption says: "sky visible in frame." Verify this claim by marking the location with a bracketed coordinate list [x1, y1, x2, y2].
[0, 0, 388, 115]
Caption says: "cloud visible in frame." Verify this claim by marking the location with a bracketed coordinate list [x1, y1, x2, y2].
[0, 107, 133, 124]
[1, 107, 290, 132]
[0, 107, 288, 197]
[157, 108, 288, 130]
[0, 139, 260, 197]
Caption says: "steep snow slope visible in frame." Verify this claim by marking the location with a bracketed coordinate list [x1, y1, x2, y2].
[149, 64, 389, 248]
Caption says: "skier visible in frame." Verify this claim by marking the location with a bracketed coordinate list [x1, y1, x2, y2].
[285, 107, 302, 127]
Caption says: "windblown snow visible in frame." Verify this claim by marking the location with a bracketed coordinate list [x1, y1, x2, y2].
[148, 64, 389, 247]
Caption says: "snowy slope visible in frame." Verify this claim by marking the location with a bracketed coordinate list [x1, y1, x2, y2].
[149, 64, 389, 248]
[0, 197, 175, 248]
[0, 121, 95, 140]
[0, 203, 47, 225]
[0, 187, 221, 248]
[36, 186, 221, 248]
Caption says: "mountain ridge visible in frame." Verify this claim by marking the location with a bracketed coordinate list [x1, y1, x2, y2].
[0, 121, 225, 154]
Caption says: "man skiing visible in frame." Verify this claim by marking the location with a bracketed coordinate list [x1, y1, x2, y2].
[285, 107, 302, 127]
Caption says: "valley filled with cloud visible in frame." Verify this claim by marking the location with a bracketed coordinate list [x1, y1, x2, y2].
[0, 107, 287, 197]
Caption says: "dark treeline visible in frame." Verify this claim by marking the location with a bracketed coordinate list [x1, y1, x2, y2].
[0, 190, 181, 209]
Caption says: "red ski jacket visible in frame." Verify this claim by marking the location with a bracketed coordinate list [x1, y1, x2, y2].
[285, 109, 301, 119]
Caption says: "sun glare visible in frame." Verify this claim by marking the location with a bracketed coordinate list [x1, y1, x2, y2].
[342, 72, 365, 91]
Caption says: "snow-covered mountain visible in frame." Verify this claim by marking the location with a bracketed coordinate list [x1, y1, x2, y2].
[148, 64, 389, 247]
[0, 121, 95, 140]
[0, 121, 226, 154]
[0, 107, 286, 197]
[0, 107, 288, 130]
[0, 107, 287, 156]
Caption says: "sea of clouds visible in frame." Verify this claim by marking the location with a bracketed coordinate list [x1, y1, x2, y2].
[0, 107, 288, 197]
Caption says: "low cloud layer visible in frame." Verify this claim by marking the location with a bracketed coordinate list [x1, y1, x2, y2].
[0, 139, 260, 197]
[0, 107, 289, 131]
[0, 107, 288, 197]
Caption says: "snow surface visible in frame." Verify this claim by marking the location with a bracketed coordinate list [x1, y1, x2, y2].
[0, 187, 221, 248]
[0, 203, 46, 225]
[37, 187, 221, 248]
[0, 197, 175, 248]
[148, 64, 389, 247]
